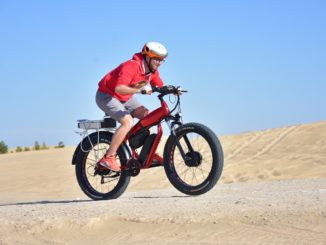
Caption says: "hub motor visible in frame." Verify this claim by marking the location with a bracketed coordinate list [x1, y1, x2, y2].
[184, 151, 202, 167]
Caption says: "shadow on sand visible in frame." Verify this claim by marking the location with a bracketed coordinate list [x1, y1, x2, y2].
[0, 199, 92, 207]
[0, 194, 191, 207]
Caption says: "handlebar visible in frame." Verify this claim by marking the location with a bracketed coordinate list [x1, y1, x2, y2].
[151, 85, 186, 115]
[152, 85, 188, 96]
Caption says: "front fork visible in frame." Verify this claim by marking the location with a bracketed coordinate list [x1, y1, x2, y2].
[168, 116, 195, 162]
[172, 130, 196, 162]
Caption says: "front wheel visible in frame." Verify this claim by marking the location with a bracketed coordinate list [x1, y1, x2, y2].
[164, 123, 224, 195]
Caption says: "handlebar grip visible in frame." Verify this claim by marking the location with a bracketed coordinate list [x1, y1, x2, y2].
[151, 86, 160, 93]
[152, 85, 188, 95]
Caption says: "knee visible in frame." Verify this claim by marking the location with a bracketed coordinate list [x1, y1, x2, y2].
[119, 114, 134, 130]
[131, 106, 149, 119]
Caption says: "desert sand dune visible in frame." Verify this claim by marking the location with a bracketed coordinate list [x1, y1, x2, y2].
[0, 120, 325, 244]
[220, 121, 326, 184]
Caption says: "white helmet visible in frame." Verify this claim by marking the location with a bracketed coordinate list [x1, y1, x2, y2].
[142, 41, 168, 59]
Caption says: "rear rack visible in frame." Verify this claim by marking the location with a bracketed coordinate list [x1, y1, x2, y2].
[77, 117, 117, 130]
[76, 117, 117, 153]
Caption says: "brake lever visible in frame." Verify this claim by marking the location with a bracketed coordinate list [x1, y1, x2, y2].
[175, 87, 188, 94]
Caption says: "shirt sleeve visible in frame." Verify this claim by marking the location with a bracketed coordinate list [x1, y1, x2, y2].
[116, 61, 138, 86]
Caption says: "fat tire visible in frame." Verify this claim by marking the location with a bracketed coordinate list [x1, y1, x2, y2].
[163, 123, 223, 195]
[75, 131, 131, 200]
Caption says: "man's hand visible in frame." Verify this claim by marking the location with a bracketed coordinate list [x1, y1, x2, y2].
[140, 85, 152, 95]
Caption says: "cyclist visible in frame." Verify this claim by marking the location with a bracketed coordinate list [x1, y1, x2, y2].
[95, 41, 168, 171]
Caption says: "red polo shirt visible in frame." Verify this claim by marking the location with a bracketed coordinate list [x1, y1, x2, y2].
[98, 53, 163, 102]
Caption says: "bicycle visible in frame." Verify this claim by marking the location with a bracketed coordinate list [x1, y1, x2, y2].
[72, 85, 224, 200]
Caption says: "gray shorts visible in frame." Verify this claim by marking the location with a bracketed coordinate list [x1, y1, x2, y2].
[96, 91, 143, 121]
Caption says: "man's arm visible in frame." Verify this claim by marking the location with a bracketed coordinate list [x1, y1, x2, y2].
[115, 84, 141, 94]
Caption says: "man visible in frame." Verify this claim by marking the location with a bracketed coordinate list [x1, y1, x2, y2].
[95, 41, 168, 171]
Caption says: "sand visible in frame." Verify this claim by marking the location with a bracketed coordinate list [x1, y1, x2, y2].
[0, 120, 325, 244]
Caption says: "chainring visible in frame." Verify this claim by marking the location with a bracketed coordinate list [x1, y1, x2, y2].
[125, 159, 141, 177]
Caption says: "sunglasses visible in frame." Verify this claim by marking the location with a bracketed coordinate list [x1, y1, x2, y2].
[152, 58, 165, 64]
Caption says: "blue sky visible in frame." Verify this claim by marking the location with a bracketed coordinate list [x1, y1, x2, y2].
[0, 0, 325, 148]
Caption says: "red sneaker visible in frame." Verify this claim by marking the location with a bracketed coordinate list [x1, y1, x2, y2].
[98, 154, 120, 172]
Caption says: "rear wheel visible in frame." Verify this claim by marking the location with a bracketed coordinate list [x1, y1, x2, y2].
[75, 131, 131, 200]
[164, 123, 223, 195]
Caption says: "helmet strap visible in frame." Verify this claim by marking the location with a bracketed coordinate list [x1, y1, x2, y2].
[148, 58, 155, 73]
[144, 56, 155, 74]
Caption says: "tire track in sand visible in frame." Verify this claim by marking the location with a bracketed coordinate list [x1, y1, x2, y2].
[244, 125, 298, 162]
[225, 132, 264, 161]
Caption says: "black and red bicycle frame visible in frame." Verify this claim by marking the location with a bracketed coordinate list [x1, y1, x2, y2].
[124, 96, 170, 169]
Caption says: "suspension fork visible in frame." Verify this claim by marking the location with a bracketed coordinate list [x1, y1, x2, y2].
[170, 122, 195, 161]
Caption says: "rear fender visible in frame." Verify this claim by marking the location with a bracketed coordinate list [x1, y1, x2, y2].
[71, 131, 131, 165]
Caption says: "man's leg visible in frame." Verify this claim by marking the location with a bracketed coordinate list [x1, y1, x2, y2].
[98, 115, 133, 171]
[96, 92, 134, 171]
[107, 114, 133, 155]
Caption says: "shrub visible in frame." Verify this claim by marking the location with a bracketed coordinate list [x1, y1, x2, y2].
[41, 142, 49, 150]
[55, 141, 65, 148]
[16, 146, 23, 152]
[24, 147, 30, 151]
[0, 140, 8, 154]
[34, 141, 40, 150]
